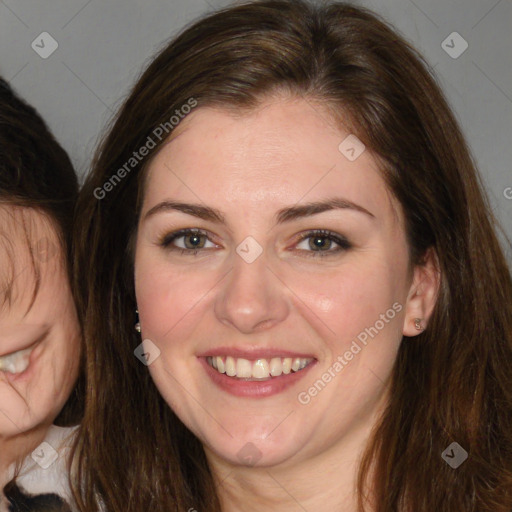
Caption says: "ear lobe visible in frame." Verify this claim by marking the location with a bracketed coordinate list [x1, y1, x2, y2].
[402, 247, 441, 337]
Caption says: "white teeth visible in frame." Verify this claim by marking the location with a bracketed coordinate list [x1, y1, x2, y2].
[225, 356, 236, 377]
[236, 358, 252, 378]
[0, 348, 32, 374]
[282, 358, 292, 374]
[253, 359, 270, 379]
[269, 357, 282, 376]
[207, 355, 313, 379]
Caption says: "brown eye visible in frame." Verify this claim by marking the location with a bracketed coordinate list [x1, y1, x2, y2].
[159, 228, 216, 254]
[295, 230, 352, 257]
[183, 232, 206, 249]
[308, 235, 333, 251]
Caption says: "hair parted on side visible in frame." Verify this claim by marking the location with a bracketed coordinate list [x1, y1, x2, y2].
[71, 1, 512, 511]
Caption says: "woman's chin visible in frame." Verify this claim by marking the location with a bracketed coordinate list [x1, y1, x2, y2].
[202, 431, 306, 469]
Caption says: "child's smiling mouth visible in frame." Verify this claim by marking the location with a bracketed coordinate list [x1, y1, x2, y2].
[0, 346, 33, 374]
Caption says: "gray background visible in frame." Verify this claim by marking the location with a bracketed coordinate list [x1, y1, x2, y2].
[1, 0, 511, 262]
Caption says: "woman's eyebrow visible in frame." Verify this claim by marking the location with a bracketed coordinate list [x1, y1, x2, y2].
[143, 197, 375, 225]
[275, 198, 375, 223]
[143, 201, 225, 223]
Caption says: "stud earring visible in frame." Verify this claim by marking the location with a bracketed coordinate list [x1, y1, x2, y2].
[135, 309, 141, 333]
[414, 318, 423, 331]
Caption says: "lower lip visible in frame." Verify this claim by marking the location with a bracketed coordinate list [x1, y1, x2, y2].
[199, 357, 316, 398]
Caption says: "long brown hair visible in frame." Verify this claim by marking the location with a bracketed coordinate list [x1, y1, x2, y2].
[71, 1, 512, 510]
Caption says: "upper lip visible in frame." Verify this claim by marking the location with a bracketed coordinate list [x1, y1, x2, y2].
[197, 347, 316, 359]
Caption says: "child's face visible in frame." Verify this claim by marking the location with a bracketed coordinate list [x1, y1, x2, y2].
[0, 207, 80, 439]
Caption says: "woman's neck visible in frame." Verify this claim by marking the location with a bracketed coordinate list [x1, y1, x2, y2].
[215, 452, 363, 512]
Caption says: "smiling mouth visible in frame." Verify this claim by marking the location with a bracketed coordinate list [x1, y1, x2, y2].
[206, 356, 315, 380]
[0, 347, 33, 375]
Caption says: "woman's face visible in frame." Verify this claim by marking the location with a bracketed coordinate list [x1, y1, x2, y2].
[134, 97, 435, 469]
[0, 208, 80, 437]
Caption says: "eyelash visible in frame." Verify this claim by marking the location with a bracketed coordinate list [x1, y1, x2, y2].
[158, 228, 352, 258]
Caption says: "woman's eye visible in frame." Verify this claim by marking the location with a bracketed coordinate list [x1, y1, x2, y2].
[159, 228, 351, 258]
[159, 229, 216, 255]
[294, 230, 351, 257]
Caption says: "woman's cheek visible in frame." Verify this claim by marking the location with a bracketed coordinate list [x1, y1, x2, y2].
[136, 265, 211, 340]
[292, 266, 377, 330]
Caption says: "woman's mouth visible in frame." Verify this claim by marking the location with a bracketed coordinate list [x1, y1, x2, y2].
[200, 353, 317, 398]
[206, 355, 314, 380]
[0, 347, 33, 374]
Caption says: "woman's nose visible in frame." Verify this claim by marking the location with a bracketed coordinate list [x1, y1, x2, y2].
[213, 244, 289, 334]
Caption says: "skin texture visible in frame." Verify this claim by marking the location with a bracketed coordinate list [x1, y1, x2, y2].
[134, 97, 439, 511]
[0, 208, 80, 492]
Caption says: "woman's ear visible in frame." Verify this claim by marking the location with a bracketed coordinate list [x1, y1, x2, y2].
[402, 246, 441, 337]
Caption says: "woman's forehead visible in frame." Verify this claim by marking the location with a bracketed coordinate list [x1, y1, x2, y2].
[142, 100, 400, 228]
